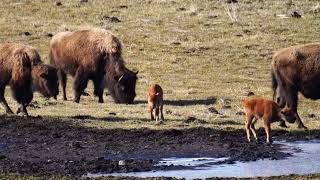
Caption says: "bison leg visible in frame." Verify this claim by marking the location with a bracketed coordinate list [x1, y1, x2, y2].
[73, 67, 89, 103]
[0, 88, 13, 114]
[58, 69, 67, 101]
[285, 87, 307, 129]
[16, 103, 28, 116]
[93, 77, 104, 103]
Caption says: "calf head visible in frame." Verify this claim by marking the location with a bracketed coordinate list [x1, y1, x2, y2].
[32, 64, 59, 99]
[279, 107, 296, 124]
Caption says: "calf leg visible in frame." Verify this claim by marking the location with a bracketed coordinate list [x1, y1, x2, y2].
[0, 88, 13, 114]
[245, 114, 253, 142]
[263, 118, 272, 143]
[58, 70, 67, 101]
[73, 67, 89, 103]
[250, 117, 258, 141]
[149, 106, 155, 120]
[160, 104, 164, 121]
[155, 107, 160, 122]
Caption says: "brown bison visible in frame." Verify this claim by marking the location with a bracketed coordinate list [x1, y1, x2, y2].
[147, 84, 164, 122]
[49, 28, 138, 104]
[32, 64, 59, 99]
[271, 43, 320, 130]
[243, 98, 295, 143]
[0, 43, 59, 116]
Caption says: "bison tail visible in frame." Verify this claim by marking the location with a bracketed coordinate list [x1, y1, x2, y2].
[48, 49, 55, 66]
[271, 68, 278, 101]
[10, 52, 33, 104]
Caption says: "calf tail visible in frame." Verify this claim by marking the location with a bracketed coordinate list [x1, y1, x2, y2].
[10, 52, 33, 104]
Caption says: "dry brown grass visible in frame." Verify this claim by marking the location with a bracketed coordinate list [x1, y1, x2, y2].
[0, 0, 320, 132]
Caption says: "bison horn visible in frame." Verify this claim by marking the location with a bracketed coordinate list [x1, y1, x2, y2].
[118, 75, 124, 82]
[134, 71, 139, 75]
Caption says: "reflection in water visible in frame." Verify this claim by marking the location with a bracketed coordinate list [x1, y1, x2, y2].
[87, 140, 320, 179]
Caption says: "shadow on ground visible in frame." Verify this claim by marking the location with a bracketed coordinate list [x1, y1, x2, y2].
[134, 96, 216, 106]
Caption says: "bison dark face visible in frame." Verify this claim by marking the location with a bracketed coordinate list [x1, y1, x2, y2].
[32, 64, 59, 99]
[107, 70, 138, 104]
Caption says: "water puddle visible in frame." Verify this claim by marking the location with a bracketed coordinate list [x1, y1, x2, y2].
[87, 140, 320, 179]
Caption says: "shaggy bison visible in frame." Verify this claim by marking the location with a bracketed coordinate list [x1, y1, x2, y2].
[49, 29, 137, 104]
[0, 43, 59, 116]
[243, 98, 295, 143]
[271, 43, 320, 130]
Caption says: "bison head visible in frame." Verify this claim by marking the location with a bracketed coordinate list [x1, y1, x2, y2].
[32, 64, 59, 99]
[107, 69, 138, 104]
[279, 107, 296, 124]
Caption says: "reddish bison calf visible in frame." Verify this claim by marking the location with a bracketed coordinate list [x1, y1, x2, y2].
[0, 43, 59, 116]
[243, 98, 295, 143]
[49, 28, 137, 104]
[271, 43, 320, 130]
[147, 84, 164, 122]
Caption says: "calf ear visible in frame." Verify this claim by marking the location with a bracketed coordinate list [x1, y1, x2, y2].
[40, 73, 48, 79]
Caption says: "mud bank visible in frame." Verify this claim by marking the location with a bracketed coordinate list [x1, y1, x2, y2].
[0, 115, 319, 176]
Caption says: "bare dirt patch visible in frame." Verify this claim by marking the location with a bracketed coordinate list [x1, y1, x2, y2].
[1, 115, 318, 177]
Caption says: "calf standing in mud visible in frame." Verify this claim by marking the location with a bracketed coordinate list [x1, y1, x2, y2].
[147, 84, 164, 123]
[243, 98, 296, 143]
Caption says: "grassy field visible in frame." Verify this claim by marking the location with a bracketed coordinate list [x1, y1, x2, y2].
[1, 0, 320, 179]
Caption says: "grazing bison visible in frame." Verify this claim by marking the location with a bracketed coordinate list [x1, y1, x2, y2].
[243, 98, 295, 143]
[32, 64, 59, 99]
[0, 43, 59, 116]
[271, 43, 320, 130]
[49, 28, 137, 104]
[147, 84, 164, 122]
[0, 44, 33, 115]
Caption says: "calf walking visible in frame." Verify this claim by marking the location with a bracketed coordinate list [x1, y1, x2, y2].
[147, 84, 164, 122]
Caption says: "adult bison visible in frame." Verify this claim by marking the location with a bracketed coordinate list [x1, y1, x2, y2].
[0, 43, 59, 116]
[49, 28, 137, 104]
[271, 43, 320, 130]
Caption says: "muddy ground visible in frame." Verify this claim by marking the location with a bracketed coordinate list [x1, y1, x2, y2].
[0, 115, 320, 177]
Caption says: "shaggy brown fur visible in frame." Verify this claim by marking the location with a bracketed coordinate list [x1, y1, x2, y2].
[0, 44, 33, 115]
[271, 43, 320, 130]
[147, 84, 164, 122]
[243, 98, 295, 143]
[32, 64, 59, 99]
[49, 28, 137, 103]
[0, 43, 59, 116]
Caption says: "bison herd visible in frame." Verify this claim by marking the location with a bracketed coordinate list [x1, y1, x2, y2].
[0, 28, 137, 115]
[1, 27, 320, 141]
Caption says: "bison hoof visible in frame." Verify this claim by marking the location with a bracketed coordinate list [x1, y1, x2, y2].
[6, 109, 14, 114]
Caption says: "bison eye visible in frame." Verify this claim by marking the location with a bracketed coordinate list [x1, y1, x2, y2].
[120, 86, 125, 91]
